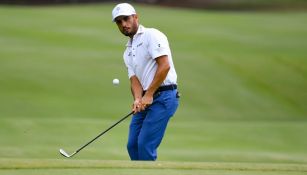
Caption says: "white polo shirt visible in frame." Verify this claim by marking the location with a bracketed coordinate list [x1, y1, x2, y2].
[123, 25, 177, 90]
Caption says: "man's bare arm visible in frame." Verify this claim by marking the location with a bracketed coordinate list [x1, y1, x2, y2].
[130, 75, 143, 113]
[141, 55, 170, 110]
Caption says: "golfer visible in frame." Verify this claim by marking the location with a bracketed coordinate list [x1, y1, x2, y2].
[112, 3, 179, 161]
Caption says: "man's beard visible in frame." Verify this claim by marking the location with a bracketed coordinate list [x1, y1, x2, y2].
[123, 31, 131, 36]
[123, 24, 137, 37]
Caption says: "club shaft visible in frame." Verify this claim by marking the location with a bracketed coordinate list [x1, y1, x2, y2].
[75, 111, 134, 154]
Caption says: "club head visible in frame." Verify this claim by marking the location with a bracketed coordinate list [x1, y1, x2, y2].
[59, 148, 73, 158]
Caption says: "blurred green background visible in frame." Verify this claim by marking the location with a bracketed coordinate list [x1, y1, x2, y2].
[0, 2, 306, 168]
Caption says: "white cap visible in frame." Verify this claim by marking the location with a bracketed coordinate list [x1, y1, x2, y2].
[112, 3, 136, 22]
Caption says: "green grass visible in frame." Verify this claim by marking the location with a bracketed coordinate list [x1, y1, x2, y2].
[1, 159, 307, 175]
[0, 3, 307, 174]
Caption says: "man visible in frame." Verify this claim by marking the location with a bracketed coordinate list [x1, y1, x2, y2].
[112, 3, 179, 161]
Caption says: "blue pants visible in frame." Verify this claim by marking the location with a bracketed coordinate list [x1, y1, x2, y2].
[127, 90, 179, 160]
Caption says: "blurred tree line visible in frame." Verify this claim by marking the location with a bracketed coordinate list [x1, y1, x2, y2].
[0, 0, 306, 10]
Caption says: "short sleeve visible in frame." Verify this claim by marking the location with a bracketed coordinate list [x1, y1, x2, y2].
[126, 64, 135, 79]
[123, 52, 135, 79]
[147, 29, 170, 59]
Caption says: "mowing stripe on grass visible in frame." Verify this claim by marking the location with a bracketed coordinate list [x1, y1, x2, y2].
[0, 159, 306, 172]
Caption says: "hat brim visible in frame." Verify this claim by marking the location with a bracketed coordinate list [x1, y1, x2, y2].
[112, 12, 136, 22]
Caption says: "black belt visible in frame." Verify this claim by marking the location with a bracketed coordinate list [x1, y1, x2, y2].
[143, 84, 177, 97]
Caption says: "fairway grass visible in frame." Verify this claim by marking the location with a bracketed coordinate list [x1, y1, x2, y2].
[1, 3, 307, 175]
[1, 159, 307, 175]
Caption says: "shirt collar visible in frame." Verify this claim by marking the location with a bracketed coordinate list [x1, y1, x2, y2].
[126, 25, 145, 47]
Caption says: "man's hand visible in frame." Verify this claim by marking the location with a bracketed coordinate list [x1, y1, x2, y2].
[132, 94, 153, 113]
[132, 98, 142, 114]
[140, 93, 153, 111]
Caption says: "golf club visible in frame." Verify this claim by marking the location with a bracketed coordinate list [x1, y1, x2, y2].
[59, 111, 134, 158]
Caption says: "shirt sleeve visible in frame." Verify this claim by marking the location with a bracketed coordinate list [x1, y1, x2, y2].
[126, 64, 135, 79]
[123, 52, 135, 79]
[147, 29, 170, 59]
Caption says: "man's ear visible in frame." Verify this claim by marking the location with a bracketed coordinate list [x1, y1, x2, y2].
[134, 14, 139, 22]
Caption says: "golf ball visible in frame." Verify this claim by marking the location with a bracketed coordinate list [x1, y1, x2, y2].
[112, 78, 119, 85]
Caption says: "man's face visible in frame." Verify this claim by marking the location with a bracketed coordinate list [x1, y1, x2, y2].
[115, 15, 139, 37]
